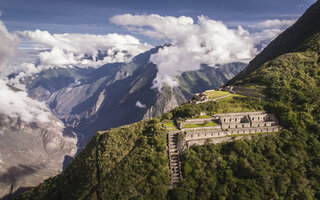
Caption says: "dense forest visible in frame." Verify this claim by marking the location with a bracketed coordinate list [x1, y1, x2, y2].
[169, 33, 320, 200]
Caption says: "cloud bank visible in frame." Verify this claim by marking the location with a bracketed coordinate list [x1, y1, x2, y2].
[110, 15, 295, 90]
[17, 30, 152, 68]
[0, 20, 50, 123]
[111, 14, 256, 89]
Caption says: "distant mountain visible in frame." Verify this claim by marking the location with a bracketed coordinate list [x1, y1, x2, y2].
[25, 47, 245, 148]
[0, 105, 77, 199]
[229, 0, 320, 84]
[15, 1, 320, 199]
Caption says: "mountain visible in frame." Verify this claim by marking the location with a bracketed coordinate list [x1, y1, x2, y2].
[24, 47, 245, 148]
[0, 107, 77, 199]
[15, 1, 320, 199]
[228, 0, 320, 84]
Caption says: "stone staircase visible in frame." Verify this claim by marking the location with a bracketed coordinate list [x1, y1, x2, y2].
[168, 131, 182, 187]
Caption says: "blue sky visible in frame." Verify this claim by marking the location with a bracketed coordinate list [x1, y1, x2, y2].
[0, 0, 316, 36]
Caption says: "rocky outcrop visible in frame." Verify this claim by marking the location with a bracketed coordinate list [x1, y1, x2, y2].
[0, 114, 77, 199]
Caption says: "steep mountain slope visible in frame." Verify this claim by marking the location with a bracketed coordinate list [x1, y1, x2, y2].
[25, 47, 245, 148]
[16, 2, 320, 199]
[16, 119, 169, 200]
[229, 0, 320, 84]
[0, 112, 77, 200]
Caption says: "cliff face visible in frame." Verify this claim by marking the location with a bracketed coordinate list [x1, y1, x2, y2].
[25, 47, 245, 148]
[0, 113, 77, 199]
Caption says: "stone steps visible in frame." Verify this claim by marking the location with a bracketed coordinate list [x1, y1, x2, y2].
[168, 132, 182, 187]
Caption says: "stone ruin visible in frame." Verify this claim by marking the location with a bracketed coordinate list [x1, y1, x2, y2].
[166, 111, 281, 186]
[182, 112, 281, 147]
[190, 93, 209, 104]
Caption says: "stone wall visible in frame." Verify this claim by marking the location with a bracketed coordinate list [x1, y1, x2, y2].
[184, 118, 216, 124]
[221, 122, 250, 129]
[182, 126, 221, 131]
[185, 126, 281, 141]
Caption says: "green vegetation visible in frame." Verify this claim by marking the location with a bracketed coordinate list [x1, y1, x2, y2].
[163, 121, 179, 130]
[169, 32, 320, 199]
[185, 122, 218, 128]
[16, 9, 320, 200]
[164, 121, 176, 128]
[226, 131, 277, 137]
[17, 119, 170, 200]
[198, 115, 212, 119]
[203, 91, 231, 99]
[171, 95, 264, 119]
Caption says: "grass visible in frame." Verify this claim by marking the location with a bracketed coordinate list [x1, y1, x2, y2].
[217, 94, 246, 102]
[226, 131, 278, 137]
[185, 122, 218, 128]
[204, 91, 231, 99]
[164, 122, 176, 128]
[164, 121, 179, 130]
[167, 128, 180, 131]
[198, 115, 213, 119]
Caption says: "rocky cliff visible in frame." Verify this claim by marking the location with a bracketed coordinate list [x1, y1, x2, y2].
[0, 113, 77, 199]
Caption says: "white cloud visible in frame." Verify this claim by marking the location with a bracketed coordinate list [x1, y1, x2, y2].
[0, 11, 2, 17]
[17, 30, 152, 68]
[0, 20, 20, 74]
[250, 19, 296, 30]
[249, 19, 296, 51]
[0, 20, 50, 123]
[111, 14, 257, 90]
[0, 79, 50, 123]
[135, 101, 146, 109]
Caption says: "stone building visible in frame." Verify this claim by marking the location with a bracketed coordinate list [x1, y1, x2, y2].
[190, 93, 209, 104]
[182, 111, 281, 148]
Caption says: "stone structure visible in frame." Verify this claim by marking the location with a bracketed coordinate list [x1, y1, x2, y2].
[168, 131, 183, 187]
[190, 93, 209, 104]
[183, 112, 281, 148]
[166, 111, 281, 187]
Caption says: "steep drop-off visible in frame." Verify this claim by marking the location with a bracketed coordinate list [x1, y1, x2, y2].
[0, 113, 77, 200]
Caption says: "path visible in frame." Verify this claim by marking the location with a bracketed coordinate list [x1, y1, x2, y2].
[168, 131, 182, 187]
[211, 94, 233, 101]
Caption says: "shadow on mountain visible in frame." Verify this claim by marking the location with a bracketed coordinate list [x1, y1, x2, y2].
[62, 127, 77, 138]
[0, 165, 40, 184]
[62, 155, 74, 169]
[0, 187, 33, 200]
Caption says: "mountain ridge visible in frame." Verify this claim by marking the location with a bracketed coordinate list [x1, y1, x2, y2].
[228, 0, 320, 84]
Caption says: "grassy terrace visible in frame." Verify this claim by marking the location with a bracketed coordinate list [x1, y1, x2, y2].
[203, 91, 231, 99]
[198, 115, 213, 118]
[185, 122, 218, 128]
[226, 131, 278, 137]
[163, 121, 179, 130]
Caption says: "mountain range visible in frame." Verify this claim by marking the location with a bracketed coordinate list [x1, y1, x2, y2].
[0, 42, 245, 199]
[14, 0, 320, 199]
[24, 47, 245, 149]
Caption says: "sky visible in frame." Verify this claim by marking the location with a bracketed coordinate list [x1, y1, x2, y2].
[0, 0, 316, 38]
[0, 0, 317, 122]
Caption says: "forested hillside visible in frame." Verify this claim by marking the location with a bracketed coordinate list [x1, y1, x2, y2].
[16, 2, 320, 200]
